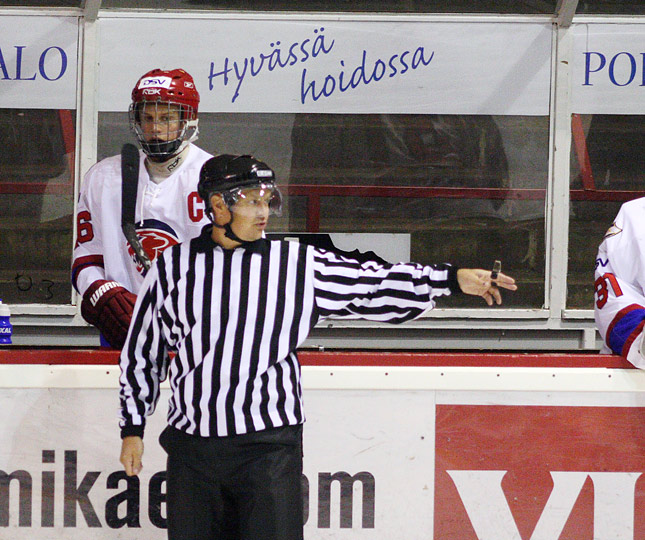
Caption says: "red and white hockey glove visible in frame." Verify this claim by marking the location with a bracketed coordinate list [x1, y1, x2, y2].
[81, 280, 137, 349]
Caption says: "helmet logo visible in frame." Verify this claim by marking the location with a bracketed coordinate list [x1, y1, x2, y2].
[142, 88, 162, 95]
[184, 81, 194, 89]
[138, 76, 172, 89]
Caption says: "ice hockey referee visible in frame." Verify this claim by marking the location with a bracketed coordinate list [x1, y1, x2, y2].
[118, 153, 517, 540]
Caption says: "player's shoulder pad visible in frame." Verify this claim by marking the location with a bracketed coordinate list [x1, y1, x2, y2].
[186, 144, 215, 167]
[617, 197, 645, 218]
[617, 197, 645, 229]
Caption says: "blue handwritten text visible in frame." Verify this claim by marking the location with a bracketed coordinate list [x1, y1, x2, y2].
[300, 47, 434, 103]
[209, 27, 335, 103]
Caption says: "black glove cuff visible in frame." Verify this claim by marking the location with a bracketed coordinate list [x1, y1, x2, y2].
[121, 424, 145, 439]
[447, 265, 462, 295]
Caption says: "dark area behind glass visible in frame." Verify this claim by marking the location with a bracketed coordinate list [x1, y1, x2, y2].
[4, 1, 642, 15]
[0, 1, 81, 6]
[97, 111, 549, 308]
[102, 0, 558, 13]
[97, 0, 644, 14]
[0, 109, 75, 304]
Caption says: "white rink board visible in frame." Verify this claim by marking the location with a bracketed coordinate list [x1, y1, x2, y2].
[3, 365, 645, 538]
[0, 385, 435, 539]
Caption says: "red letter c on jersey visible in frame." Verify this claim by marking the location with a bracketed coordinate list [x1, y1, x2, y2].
[188, 191, 204, 222]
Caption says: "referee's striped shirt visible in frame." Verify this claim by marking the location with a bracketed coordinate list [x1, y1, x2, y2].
[119, 225, 460, 438]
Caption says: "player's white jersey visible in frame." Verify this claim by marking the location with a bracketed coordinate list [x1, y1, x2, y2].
[72, 144, 212, 297]
[594, 197, 645, 368]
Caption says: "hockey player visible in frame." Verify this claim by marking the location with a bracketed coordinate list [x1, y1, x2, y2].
[594, 197, 645, 368]
[72, 68, 213, 349]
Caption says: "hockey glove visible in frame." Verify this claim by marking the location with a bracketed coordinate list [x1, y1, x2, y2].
[81, 280, 137, 349]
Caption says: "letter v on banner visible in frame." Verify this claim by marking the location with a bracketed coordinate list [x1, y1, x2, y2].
[447, 470, 642, 540]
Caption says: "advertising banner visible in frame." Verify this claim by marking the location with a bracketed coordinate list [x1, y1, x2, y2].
[3, 355, 645, 539]
[0, 387, 435, 539]
[435, 404, 645, 540]
[0, 16, 78, 109]
[98, 18, 552, 115]
[572, 23, 645, 114]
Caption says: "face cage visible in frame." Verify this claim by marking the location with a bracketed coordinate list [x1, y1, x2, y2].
[128, 101, 198, 161]
[221, 183, 283, 217]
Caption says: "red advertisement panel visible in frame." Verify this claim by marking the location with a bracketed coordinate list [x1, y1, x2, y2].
[435, 405, 645, 540]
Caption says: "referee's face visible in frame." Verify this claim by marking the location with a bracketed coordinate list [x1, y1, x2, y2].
[229, 187, 271, 242]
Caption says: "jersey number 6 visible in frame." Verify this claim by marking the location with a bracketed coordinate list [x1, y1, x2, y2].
[594, 272, 623, 309]
[76, 210, 94, 245]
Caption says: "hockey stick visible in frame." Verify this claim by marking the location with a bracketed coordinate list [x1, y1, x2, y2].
[121, 143, 152, 273]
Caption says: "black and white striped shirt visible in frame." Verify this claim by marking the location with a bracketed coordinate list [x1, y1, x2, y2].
[119, 225, 459, 438]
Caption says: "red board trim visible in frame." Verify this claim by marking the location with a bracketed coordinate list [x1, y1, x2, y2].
[0, 349, 633, 369]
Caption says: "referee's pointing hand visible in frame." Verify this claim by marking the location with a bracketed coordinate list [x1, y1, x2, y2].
[457, 268, 517, 306]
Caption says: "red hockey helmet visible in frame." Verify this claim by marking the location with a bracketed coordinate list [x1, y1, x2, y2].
[131, 68, 199, 119]
[129, 68, 200, 161]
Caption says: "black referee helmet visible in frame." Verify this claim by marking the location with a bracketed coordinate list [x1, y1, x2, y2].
[198, 154, 282, 219]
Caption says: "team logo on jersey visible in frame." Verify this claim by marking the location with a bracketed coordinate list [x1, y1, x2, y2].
[603, 222, 622, 240]
[126, 219, 180, 274]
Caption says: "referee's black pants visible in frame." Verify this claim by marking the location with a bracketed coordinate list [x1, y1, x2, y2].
[159, 424, 304, 540]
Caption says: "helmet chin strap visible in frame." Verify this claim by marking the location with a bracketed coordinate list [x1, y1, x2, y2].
[212, 213, 252, 246]
[224, 223, 248, 245]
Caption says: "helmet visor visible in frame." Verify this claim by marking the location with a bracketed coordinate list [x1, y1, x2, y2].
[223, 183, 283, 217]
